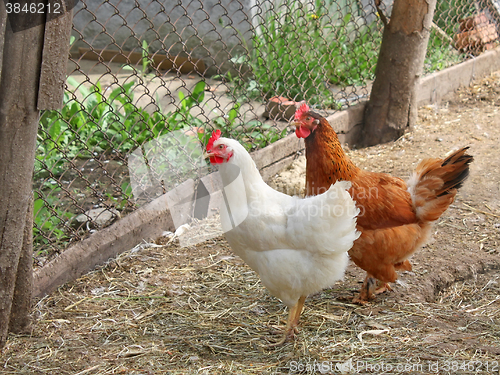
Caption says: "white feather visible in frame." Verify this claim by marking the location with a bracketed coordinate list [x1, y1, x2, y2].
[214, 138, 360, 307]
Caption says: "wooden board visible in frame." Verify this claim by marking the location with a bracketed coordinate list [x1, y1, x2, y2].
[260, 152, 302, 182]
[416, 46, 500, 105]
[0, 9, 46, 343]
[77, 47, 206, 75]
[33, 179, 195, 298]
[251, 133, 304, 170]
[37, 3, 73, 110]
[199, 172, 224, 218]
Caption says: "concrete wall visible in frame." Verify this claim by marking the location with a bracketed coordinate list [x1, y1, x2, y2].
[72, 0, 381, 76]
[72, 0, 253, 75]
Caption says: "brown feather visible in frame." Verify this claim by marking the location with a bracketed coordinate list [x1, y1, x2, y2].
[300, 112, 473, 301]
[411, 147, 473, 223]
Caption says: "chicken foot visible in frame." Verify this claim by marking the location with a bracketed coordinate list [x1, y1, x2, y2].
[371, 260, 413, 296]
[374, 282, 392, 295]
[265, 295, 306, 347]
[352, 275, 376, 304]
[353, 261, 412, 303]
[353, 274, 396, 304]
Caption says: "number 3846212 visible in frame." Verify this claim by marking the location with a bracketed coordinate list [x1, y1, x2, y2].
[6, 2, 61, 14]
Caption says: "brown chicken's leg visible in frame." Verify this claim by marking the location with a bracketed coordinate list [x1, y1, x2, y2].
[353, 263, 407, 304]
[352, 274, 377, 304]
[374, 281, 392, 295]
[371, 260, 411, 295]
[395, 260, 412, 272]
[265, 295, 306, 347]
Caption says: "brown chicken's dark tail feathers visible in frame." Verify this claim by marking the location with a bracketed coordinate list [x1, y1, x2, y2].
[408, 147, 473, 224]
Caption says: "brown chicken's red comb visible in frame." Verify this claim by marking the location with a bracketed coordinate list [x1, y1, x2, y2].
[207, 129, 222, 151]
[295, 103, 310, 120]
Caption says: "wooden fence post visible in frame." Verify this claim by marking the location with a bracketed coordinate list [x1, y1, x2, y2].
[0, 1, 72, 347]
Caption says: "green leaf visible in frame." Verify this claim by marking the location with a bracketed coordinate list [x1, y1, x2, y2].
[228, 103, 240, 124]
[191, 81, 206, 104]
[33, 194, 45, 215]
[178, 91, 186, 111]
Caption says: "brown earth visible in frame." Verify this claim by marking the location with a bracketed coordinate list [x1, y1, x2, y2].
[1, 73, 499, 374]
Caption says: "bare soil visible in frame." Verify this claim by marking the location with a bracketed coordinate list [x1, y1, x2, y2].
[2, 73, 500, 374]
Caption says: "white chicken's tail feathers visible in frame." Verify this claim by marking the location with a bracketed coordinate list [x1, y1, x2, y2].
[285, 181, 360, 255]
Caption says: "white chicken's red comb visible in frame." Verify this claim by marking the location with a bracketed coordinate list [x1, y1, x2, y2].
[294, 103, 310, 120]
[207, 129, 221, 151]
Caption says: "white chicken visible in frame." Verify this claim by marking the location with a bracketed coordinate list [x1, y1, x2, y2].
[205, 130, 360, 345]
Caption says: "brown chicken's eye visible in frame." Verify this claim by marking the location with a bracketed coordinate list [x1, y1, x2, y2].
[306, 116, 312, 121]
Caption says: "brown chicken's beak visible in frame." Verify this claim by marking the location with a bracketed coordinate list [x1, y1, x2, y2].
[292, 121, 302, 133]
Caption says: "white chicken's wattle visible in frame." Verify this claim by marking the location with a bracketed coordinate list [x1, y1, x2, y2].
[206, 130, 360, 345]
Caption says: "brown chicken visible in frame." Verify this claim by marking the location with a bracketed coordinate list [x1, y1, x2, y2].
[293, 103, 473, 303]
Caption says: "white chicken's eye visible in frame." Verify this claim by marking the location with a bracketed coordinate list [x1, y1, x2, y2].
[219, 144, 224, 149]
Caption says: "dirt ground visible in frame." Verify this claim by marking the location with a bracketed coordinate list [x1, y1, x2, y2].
[2, 73, 500, 374]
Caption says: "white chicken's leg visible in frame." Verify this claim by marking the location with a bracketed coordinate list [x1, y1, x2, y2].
[266, 295, 306, 347]
[291, 295, 306, 328]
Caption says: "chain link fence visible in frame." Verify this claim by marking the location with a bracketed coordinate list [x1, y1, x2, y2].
[33, 0, 499, 263]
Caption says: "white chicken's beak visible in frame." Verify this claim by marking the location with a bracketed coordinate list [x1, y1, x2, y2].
[204, 151, 215, 159]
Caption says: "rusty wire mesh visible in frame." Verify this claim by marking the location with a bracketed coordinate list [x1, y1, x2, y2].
[33, 0, 499, 262]
[428, 0, 499, 73]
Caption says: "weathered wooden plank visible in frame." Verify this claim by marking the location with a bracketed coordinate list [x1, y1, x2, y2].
[326, 102, 366, 134]
[0, 7, 45, 347]
[337, 122, 365, 147]
[8, 195, 33, 334]
[33, 179, 195, 298]
[199, 172, 223, 217]
[327, 102, 367, 146]
[78, 47, 206, 75]
[251, 132, 304, 170]
[37, 3, 73, 110]
[416, 46, 500, 105]
[164, 178, 197, 229]
[0, 2, 6, 79]
[260, 153, 303, 182]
